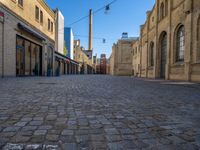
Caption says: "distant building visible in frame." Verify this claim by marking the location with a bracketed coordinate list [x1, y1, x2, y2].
[106, 59, 110, 75]
[55, 9, 64, 54]
[109, 33, 138, 76]
[74, 40, 94, 74]
[100, 54, 107, 74]
[96, 58, 101, 74]
[64, 27, 74, 59]
[95, 54, 107, 74]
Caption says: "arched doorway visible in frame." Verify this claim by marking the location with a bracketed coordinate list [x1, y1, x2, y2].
[160, 32, 167, 78]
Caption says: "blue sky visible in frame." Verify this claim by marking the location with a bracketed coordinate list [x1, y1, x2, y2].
[46, 0, 155, 58]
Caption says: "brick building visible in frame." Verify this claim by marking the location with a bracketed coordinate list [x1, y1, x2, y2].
[110, 0, 200, 82]
[139, 0, 200, 82]
[100, 54, 107, 74]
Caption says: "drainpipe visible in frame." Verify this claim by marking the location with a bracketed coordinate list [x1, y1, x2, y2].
[1, 13, 4, 78]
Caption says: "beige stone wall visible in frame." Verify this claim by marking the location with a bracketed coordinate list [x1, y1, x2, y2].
[0, 5, 54, 76]
[109, 45, 115, 75]
[190, 0, 200, 82]
[0, 0, 55, 41]
[138, 0, 200, 82]
[1, 10, 17, 76]
[110, 39, 136, 76]
[132, 40, 140, 76]
[74, 46, 92, 68]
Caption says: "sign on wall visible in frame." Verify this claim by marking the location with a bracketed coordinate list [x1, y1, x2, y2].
[0, 11, 4, 23]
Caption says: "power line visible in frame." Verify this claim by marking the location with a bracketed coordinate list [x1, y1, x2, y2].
[68, 0, 117, 26]
[57, 0, 118, 33]
[74, 34, 116, 41]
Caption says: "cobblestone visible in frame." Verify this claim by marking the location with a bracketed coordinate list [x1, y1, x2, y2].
[0, 75, 200, 149]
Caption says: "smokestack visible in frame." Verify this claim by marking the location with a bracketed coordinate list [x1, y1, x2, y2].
[89, 9, 93, 51]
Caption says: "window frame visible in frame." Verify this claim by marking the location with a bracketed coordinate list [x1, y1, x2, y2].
[165, 0, 168, 16]
[18, 0, 23, 7]
[149, 42, 154, 67]
[48, 19, 51, 31]
[160, 2, 165, 20]
[51, 21, 53, 33]
[35, 6, 40, 21]
[40, 10, 43, 24]
[175, 25, 185, 62]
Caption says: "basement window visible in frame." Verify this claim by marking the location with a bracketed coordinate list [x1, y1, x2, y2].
[18, 0, 23, 7]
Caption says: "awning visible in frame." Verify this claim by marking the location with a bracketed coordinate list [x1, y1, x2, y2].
[17, 23, 46, 41]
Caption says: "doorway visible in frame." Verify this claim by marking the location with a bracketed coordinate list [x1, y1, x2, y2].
[160, 32, 167, 78]
[16, 35, 42, 76]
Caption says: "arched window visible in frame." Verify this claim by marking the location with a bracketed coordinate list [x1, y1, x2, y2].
[136, 47, 137, 54]
[149, 42, 154, 66]
[197, 16, 200, 60]
[176, 25, 185, 62]
[160, 3, 165, 20]
[165, 0, 168, 16]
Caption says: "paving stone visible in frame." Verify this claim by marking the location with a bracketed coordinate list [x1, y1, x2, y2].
[0, 76, 199, 149]
[46, 134, 59, 142]
[11, 135, 30, 143]
[34, 130, 47, 136]
[24, 144, 43, 150]
[38, 125, 52, 130]
[3, 143, 25, 150]
[14, 122, 28, 127]
[61, 129, 74, 136]
[106, 135, 122, 142]
[21, 126, 38, 131]
[75, 135, 89, 143]
[46, 115, 57, 121]
[105, 128, 119, 135]
[29, 121, 43, 126]
[108, 142, 123, 150]
[3, 127, 20, 132]
[91, 134, 105, 142]
[63, 143, 77, 150]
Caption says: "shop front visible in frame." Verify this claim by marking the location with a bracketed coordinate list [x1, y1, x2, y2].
[16, 35, 42, 76]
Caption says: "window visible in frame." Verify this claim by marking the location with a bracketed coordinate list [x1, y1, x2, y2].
[149, 42, 154, 66]
[18, 0, 23, 7]
[40, 11, 43, 24]
[176, 25, 185, 62]
[160, 3, 164, 20]
[48, 19, 51, 31]
[35, 6, 39, 21]
[152, 16, 154, 22]
[51, 22, 53, 32]
[197, 16, 200, 60]
[165, 0, 168, 16]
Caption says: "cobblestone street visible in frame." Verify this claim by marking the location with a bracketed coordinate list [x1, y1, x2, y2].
[0, 75, 200, 150]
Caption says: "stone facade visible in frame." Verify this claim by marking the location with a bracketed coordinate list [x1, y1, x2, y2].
[138, 0, 200, 82]
[110, 38, 137, 76]
[0, 0, 56, 77]
[74, 40, 93, 74]
[132, 39, 140, 76]
[109, 0, 200, 82]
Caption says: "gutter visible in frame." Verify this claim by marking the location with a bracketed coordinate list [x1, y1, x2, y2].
[2, 19, 4, 78]
[0, 11, 4, 78]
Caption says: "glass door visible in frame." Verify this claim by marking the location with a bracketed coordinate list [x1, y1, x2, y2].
[16, 36, 25, 76]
